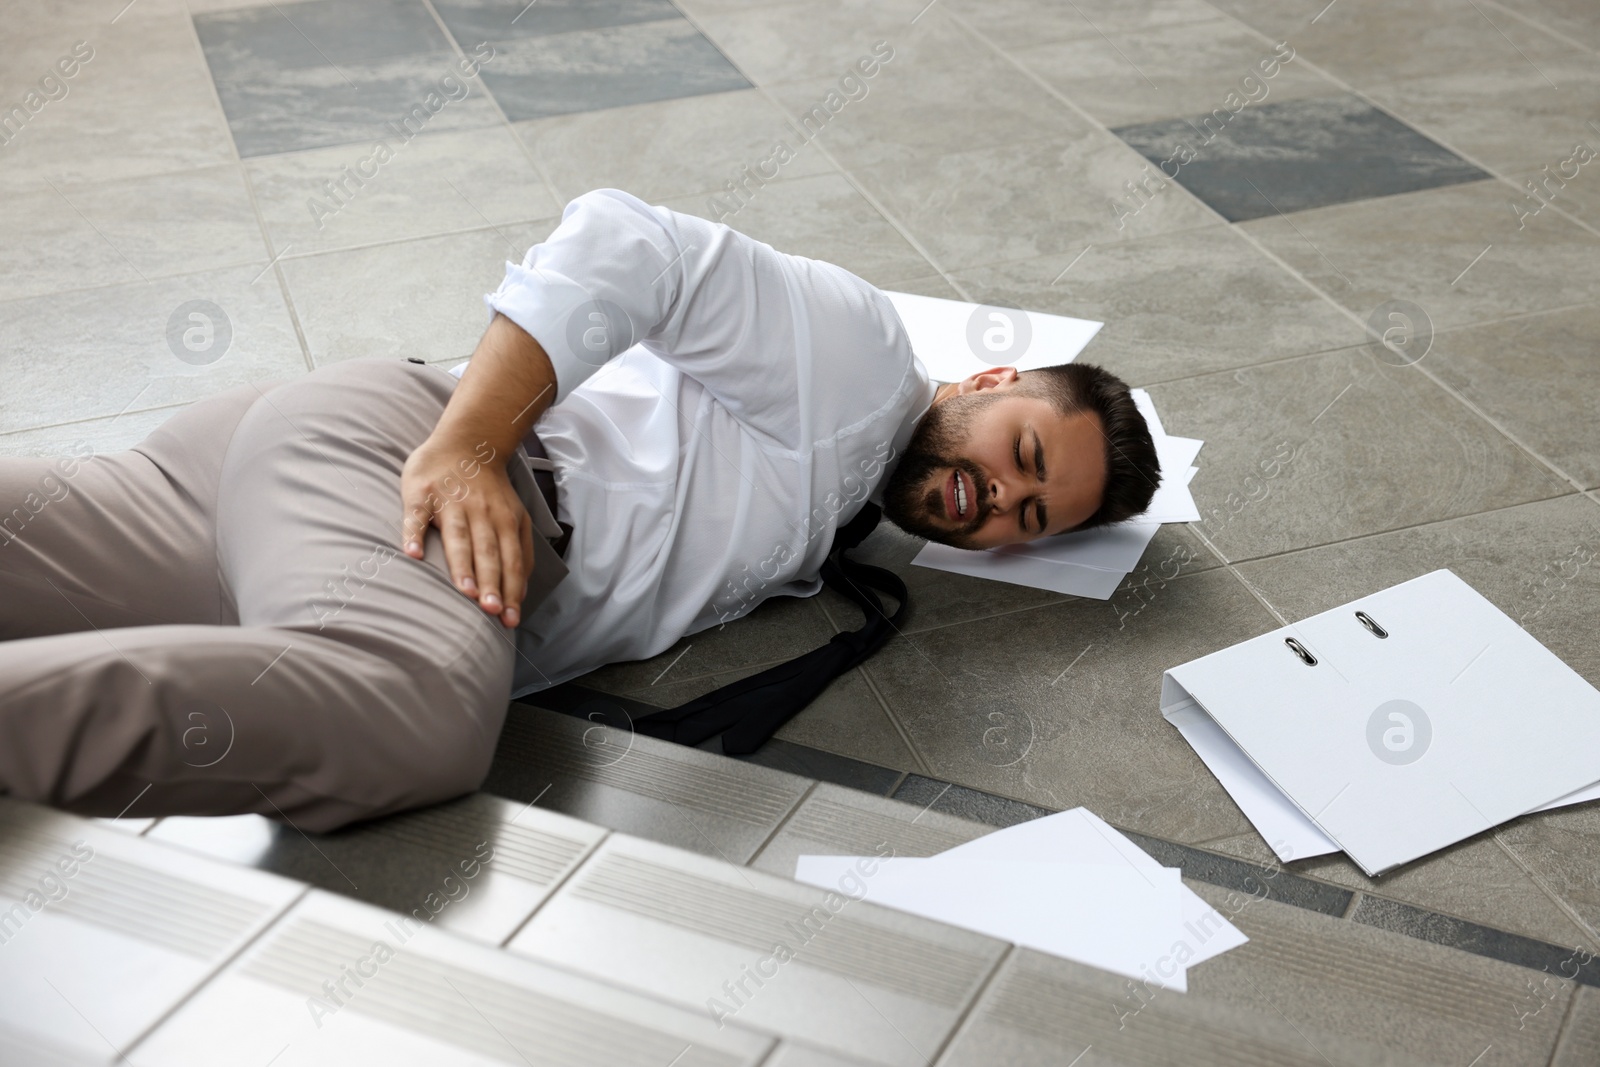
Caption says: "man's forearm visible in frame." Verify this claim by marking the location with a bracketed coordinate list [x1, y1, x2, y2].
[431, 313, 558, 463]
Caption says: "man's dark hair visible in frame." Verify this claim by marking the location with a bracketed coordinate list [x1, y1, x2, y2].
[1017, 363, 1161, 531]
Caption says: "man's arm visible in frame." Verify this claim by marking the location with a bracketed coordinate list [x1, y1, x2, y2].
[399, 313, 555, 628]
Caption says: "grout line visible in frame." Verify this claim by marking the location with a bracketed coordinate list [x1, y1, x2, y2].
[415, 0, 566, 208]
[1339, 889, 1363, 920]
[923, 942, 1017, 1065]
[667, 0, 973, 300]
[1492, 832, 1600, 951]
[1480, 0, 1600, 62]
[497, 825, 614, 948]
[742, 780, 819, 868]
[852, 660, 938, 778]
[174, 4, 316, 372]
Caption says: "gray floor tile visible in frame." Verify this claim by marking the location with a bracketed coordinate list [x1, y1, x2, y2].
[508, 833, 1007, 1066]
[640, 664, 925, 773]
[146, 793, 606, 944]
[0, 165, 267, 302]
[1015, 18, 1336, 128]
[515, 87, 833, 203]
[1507, 161, 1600, 233]
[690, 0, 955, 88]
[1147, 347, 1572, 562]
[433, 0, 682, 44]
[748, 781, 987, 878]
[1, 264, 306, 434]
[1364, 53, 1600, 174]
[1555, 985, 1600, 1066]
[0, 16, 236, 194]
[865, 568, 1279, 844]
[574, 589, 837, 693]
[1492, 0, 1600, 52]
[247, 125, 558, 256]
[480, 19, 750, 122]
[484, 703, 812, 863]
[206, 49, 505, 158]
[939, 945, 1428, 1067]
[946, 227, 1367, 386]
[761, 1045, 885, 1067]
[1498, 802, 1600, 948]
[0, 405, 181, 460]
[1239, 160, 1600, 333]
[135, 887, 775, 1065]
[662, 172, 935, 288]
[1115, 93, 1490, 223]
[763, 19, 1087, 171]
[852, 129, 1223, 273]
[1211, 826, 1598, 950]
[0, 799, 304, 1061]
[945, 0, 1221, 51]
[1185, 880, 1574, 1067]
[279, 219, 556, 366]
[1231, 494, 1600, 686]
[1426, 303, 1600, 489]
[838, 519, 1218, 637]
[1279, 0, 1578, 87]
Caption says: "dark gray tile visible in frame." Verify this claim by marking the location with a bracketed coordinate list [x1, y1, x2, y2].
[194, 0, 451, 71]
[481, 19, 749, 122]
[1120, 830, 1354, 916]
[890, 776, 1054, 829]
[207, 50, 502, 157]
[730, 739, 904, 797]
[1113, 93, 1490, 222]
[433, 0, 681, 44]
[1351, 895, 1600, 987]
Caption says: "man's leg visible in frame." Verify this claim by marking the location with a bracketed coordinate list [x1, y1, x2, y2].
[0, 360, 522, 831]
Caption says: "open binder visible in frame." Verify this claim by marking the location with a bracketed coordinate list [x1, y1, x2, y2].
[1162, 570, 1600, 876]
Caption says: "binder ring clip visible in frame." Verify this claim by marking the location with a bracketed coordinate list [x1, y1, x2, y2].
[1284, 637, 1317, 666]
[1355, 610, 1388, 638]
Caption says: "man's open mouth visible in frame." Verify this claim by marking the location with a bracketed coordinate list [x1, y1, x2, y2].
[943, 468, 974, 523]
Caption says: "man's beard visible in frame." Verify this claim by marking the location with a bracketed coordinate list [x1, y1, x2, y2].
[882, 392, 1001, 549]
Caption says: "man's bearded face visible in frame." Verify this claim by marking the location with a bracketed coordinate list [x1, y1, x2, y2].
[882, 389, 1109, 550]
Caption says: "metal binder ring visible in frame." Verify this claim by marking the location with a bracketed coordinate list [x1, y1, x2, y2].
[1284, 637, 1317, 666]
[1355, 610, 1388, 638]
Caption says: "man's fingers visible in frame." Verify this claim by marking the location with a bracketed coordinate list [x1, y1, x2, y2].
[439, 506, 478, 596]
[497, 512, 527, 627]
[468, 506, 503, 615]
[400, 492, 434, 558]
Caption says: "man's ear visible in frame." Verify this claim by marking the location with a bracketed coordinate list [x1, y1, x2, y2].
[958, 365, 1020, 395]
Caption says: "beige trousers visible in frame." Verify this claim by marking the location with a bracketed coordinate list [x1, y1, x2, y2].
[0, 358, 541, 832]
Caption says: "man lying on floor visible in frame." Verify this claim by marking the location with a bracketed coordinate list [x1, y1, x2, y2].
[0, 189, 1160, 831]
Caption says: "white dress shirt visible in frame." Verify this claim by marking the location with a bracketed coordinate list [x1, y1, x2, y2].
[452, 189, 934, 698]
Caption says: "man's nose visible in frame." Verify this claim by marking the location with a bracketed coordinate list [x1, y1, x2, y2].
[987, 472, 1019, 514]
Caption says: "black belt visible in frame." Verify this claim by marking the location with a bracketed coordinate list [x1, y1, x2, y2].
[522, 431, 573, 559]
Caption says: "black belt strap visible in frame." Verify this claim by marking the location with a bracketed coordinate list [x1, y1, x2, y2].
[633, 503, 905, 755]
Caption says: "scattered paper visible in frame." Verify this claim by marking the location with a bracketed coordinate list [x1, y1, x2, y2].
[796, 808, 1247, 991]
[883, 290, 1103, 384]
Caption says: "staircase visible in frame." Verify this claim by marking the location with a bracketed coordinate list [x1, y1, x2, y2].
[1, 699, 1595, 1066]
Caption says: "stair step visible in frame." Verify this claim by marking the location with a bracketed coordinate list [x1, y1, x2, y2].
[134, 888, 774, 1066]
[485, 701, 811, 863]
[146, 792, 607, 945]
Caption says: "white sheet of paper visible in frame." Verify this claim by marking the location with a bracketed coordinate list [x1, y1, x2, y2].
[884, 291, 1103, 383]
[933, 808, 1248, 967]
[1002, 519, 1162, 573]
[794, 856, 1189, 990]
[1141, 435, 1204, 524]
[1131, 389, 1167, 437]
[1168, 696, 1600, 864]
[912, 541, 1129, 598]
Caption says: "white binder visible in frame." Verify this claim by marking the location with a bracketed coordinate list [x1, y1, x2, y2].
[1162, 570, 1600, 876]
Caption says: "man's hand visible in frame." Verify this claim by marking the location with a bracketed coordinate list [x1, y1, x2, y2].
[401, 436, 534, 628]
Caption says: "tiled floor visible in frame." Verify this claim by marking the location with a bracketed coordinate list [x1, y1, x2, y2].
[4, 0, 1600, 1016]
